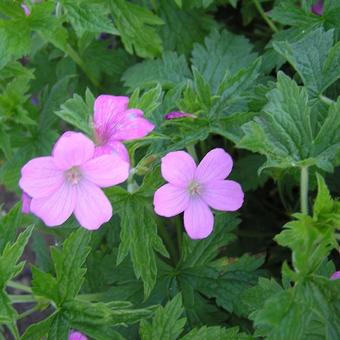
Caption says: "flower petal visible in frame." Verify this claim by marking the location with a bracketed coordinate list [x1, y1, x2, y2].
[202, 180, 244, 211]
[21, 192, 31, 214]
[331, 271, 340, 280]
[69, 331, 88, 340]
[30, 183, 76, 226]
[81, 154, 129, 187]
[111, 114, 155, 141]
[184, 198, 214, 239]
[74, 180, 112, 230]
[153, 183, 189, 217]
[19, 157, 64, 198]
[195, 148, 233, 183]
[161, 151, 196, 187]
[52, 132, 95, 170]
[94, 141, 129, 163]
[93, 95, 129, 132]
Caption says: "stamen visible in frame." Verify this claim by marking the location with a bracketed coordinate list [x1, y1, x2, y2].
[65, 167, 82, 185]
[188, 181, 201, 196]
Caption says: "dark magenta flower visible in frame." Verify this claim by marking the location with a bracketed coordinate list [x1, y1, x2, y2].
[311, 0, 323, 15]
[164, 111, 196, 120]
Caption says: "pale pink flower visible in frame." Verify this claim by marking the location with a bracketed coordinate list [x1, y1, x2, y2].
[164, 111, 196, 120]
[21, 192, 31, 214]
[19, 132, 129, 230]
[331, 271, 340, 280]
[21, 4, 30, 16]
[93, 95, 155, 162]
[153, 148, 244, 239]
[69, 331, 88, 340]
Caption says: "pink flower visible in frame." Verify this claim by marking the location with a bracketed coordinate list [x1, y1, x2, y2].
[311, 0, 323, 15]
[69, 331, 87, 340]
[19, 132, 129, 230]
[331, 271, 340, 280]
[21, 192, 31, 214]
[21, 4, 30, 16]
[164, 111, 196, 120]
[93, 95, 155, 162]
[153, 148, 244, 239]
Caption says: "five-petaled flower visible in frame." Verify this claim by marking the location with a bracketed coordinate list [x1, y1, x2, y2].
[153, 148, 244, 239]
[93, 95, 155, 162]
[19, 131, 129, 230]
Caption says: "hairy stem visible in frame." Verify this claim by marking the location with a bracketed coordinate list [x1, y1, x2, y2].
[9, 294, 36, 304]
[253, 0, 278, 33]
[300, 166, 309, 215]
[319, 94, 335, 106]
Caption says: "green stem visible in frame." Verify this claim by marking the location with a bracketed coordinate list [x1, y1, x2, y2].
[253, 0, 278, 33]
[319, 95, 335, 106]
[186, 144, 198, 162]
[9, 294, 36, 303]
[65, 44, 100, 88]
[158, 222, 178, 264]
[77, 293, 106, 302]
[7, 280, 32, 293]
[17, 305, 40, 320]
[175, 219, 182, 252]
[300, 166, 309, 215]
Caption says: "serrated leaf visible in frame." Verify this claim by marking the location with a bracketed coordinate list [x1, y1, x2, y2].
[238, 73, 340, 172]
[109, 0, 163, 58]
[273, 28, 340, 95]
[0, 225, 33, 288]
[31, 266, 59, 303]
[21, 313, 55, 340]
[51, 229, 91, 303]
[62, 0, 119, 37]
[55, 88, 94, 135]
[122, 52, 191, 91]
[47, 312, 70, 340]
[191, 30, 257, 92]
[140, 294, 186, 340]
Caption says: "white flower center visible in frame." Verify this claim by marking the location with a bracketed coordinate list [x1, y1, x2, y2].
[65, 166, 82, 185]
[187, 181, 201, 196]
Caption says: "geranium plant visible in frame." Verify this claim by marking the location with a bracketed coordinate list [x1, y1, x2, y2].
[0, 0, 339, 339]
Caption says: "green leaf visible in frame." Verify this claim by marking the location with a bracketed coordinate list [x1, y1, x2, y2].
[0, 291, 18, 338]
[181, 325, 251, 340]
[273, 28, 340, 95]
[51, 229, 91, 303]
[62, 0, 119, 37]
[55, 88, 94, 135]
[22, 313, 55, 340]
[159, 0, 216, 55]
[140, 294, 186, 340]
[122, 52, 191, 91]
[238, 73, 340, 172]
[47, 312, 70, 340]
[109, 0, 163, 58]
[251, 277, 340, 339]
[108, 190, 168, 297]
[0, 225, 33, 288]
[191, 30, 257, 91]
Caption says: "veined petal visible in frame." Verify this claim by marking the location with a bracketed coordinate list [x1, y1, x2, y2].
[74, 180, 112, 230]
[202, 180, 244, 211]
[153, 183, 189, 217]
[111, 115, 154, 141]
[195, 148, 233, 183]
[184, 197, 214, 240]
[94, 95, 129, 139]
[81, 154, 129, 187]
[161, 151, 196, 187]
[52, 132, 95, 170]
[94, 141, 129, 163]
[19, 157, 64, 198]
[30, 183, 76, 226]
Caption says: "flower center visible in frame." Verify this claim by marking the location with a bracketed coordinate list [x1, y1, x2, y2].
[187, 181, 201, 196]
[65, 166, 82, 185]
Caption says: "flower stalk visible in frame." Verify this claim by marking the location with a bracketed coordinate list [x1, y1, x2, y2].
[300, 166, 309, 215]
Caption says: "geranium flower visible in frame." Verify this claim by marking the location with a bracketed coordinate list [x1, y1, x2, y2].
[69, 331, 87, 340]
[19, 132, 129, 230]
[93, 95, 155, 162]
[164, 111, 196, 120]
[21, 4, 30, 16]
[153, 148, 244, 239]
